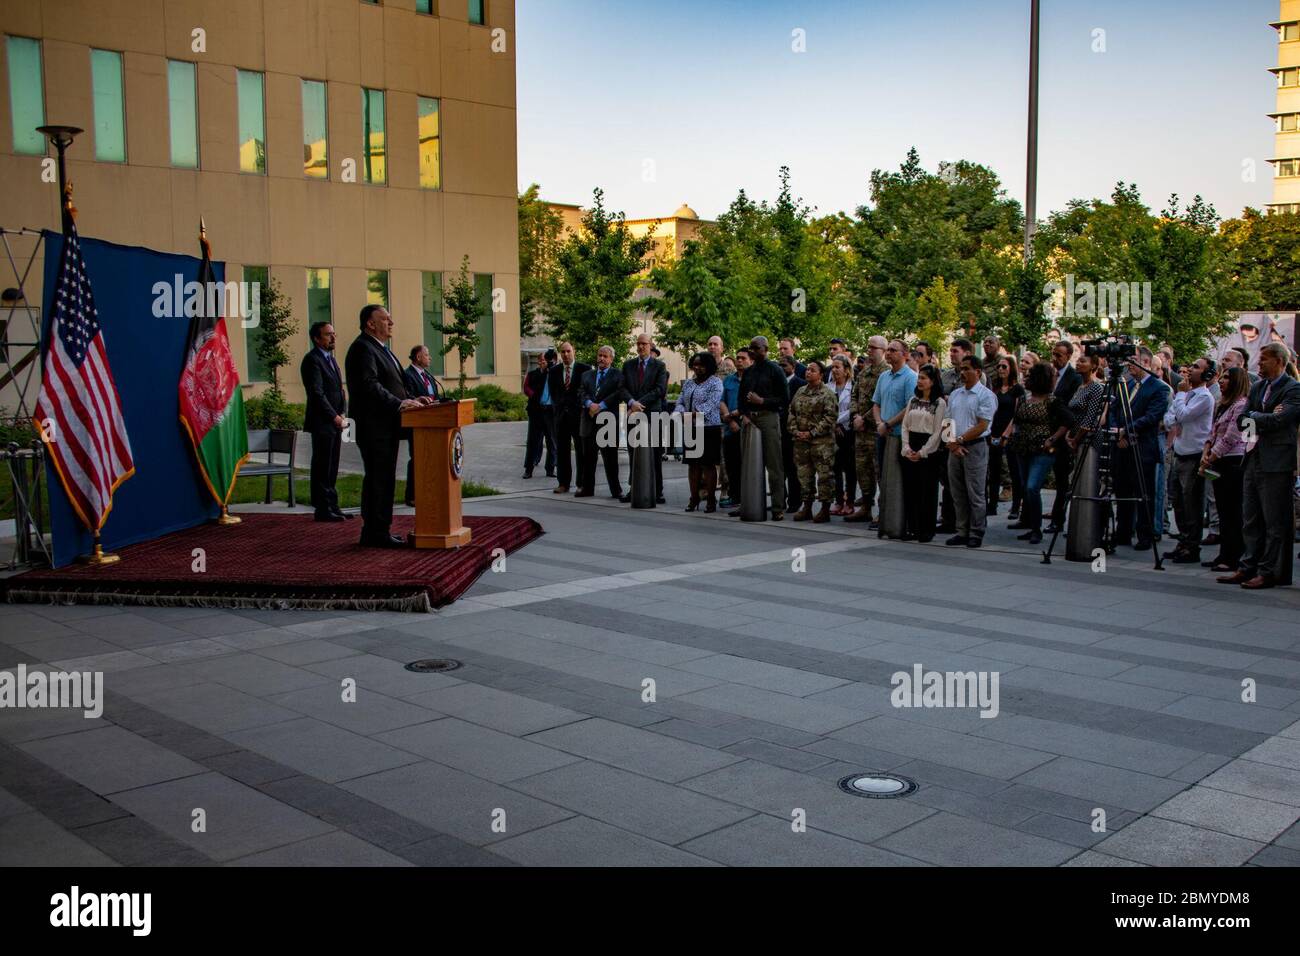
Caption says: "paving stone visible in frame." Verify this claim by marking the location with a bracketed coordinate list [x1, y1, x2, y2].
[19, 726, 204, 795]
[1241, 734, 1300, 771]
[254, 639, 362, 667]
[676, 654, 849, 697]
[491, 816, 720, 867]
[0, 811, 119, 866]
[307, 654, 464, 698]
[397, 833, 518, 866]
[269, 682, 439, 735]
[1151, 786, 1300, 843]
[224, 715, 420, 783]
[72, 814, 214, 866]
[132, 682, 301, 735]
[680, 812, 926, 867]
[1012, 756, 1190, 813]
[1093, 816, 1263, 867]
[1248, 844, 1300, 866]
[674, 683, 865, 735]
[831, 717, 1053, 780]
[183, 655, 334, 697]
[973, 714, 1201, 776]
[723, 738, 834, 773]
[1061, 850, 1148, 867]
[527, 718, 741, 783]
[227, 831, 411, 866]
[1197, 758, 1300, 808]
[399, 681, 585, 735]
[875, 811, 1077, 866]
[377, 718, 581, 783]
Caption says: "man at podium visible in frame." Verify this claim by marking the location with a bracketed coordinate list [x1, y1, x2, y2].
[403, 345, 444, 505]
[344, 305, 434, 548]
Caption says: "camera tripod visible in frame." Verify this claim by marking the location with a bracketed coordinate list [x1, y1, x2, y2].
[1041, 358, 1164, 571]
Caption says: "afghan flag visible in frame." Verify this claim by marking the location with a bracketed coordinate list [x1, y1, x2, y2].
[178, 228, 248, 506]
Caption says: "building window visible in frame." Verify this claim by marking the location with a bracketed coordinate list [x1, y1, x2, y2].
[416, 0, 434, 13]
[418, 96, 441, 189]
[474, 273, 494, 375]
[1270, 203, 1300, 215]
[1281, 22, 1299, 42]
[422, 271, 445, 376]
[243, 265, 270, 382]
[6, 37, 45, 156]
[237, 69, 266, 174]
[1275, 158, 1300, 178]
[167, 60, 198, 168]
[367, 270, 389, 308]
[302, 79, 328, 179]
[1280, 68, 1300, 88]
[468, 0, 486, 25]
[90, 49, 126, 163]
[1278, 113, 1300, 133]
[361, 87, 385, 184]
[306, 268, 331, 332]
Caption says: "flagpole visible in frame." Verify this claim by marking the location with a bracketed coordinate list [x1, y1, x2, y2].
[197, 216, 241, 526]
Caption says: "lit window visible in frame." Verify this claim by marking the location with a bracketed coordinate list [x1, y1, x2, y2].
[1280, 68, 1300, 88]
[302, 79, 328, 179]
[6, 37, 45, 156]
[367, 270, 389, 308]
[418, 96, 440, 189]
[1281, 22, 1299, 42]
[474, 273, 494, 374]
[90, 49, 125, 162]
[416, 0, 434, 13]
[361, 88, 385, 184]
[1280, 113, 1300, 133]
[168, 61, 198, 168]
[237, 69, 266, 174]
[469, 0, 486, 25]
[1276, 159, 1300, 178]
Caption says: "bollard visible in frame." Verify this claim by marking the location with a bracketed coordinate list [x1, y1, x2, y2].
[1066, 443, 1104, 562]
[740, 421, 767, 521]
[630, 439, 656, 509]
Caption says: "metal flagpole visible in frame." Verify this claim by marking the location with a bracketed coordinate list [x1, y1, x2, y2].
[1024, 0, 1040, 262]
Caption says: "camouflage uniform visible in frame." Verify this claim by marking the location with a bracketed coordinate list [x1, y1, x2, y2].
[851, 361, 888, 507]
[788, 382, 838, 502]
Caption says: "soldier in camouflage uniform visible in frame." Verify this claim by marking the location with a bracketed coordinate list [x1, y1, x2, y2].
[789, 360, 838, 523]
[845, 335, 889, 522]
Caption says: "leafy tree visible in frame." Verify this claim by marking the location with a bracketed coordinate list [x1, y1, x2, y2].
[643, 238, 725, 358]
[1220, 209, 1300, 311]
[1001, 255, 1053, 353]
[253, 276, 296, 399]
[518, 183, 565, 338]
[912, 276, 959, 353]
[432, 255, 482, 396]
[543, 188, 655, 360]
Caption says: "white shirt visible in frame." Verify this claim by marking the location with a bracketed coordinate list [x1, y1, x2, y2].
[1163, 385, 1214, 455]
[946, 380, 998, 440]
[833, 378, 852, 428]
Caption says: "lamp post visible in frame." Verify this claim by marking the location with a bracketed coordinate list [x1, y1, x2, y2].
[1024, 0, 1040, 262]
[37, 125, 83, 232]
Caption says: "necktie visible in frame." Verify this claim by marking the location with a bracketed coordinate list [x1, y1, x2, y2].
[1262, 378, 1274, 406]
[327, 353, 338, 378]
[422, 370, 432, 394]
[597, 369, 605, 389]
[564, 365, 571, 387]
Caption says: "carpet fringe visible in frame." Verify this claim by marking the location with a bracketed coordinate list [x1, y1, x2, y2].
[3, 587, 431, 613]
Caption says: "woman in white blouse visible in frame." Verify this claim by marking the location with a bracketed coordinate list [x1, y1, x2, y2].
[899, 364, 948, 542]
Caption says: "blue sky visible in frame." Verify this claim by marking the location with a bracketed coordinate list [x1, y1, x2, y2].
[517, 0, 1280, 223]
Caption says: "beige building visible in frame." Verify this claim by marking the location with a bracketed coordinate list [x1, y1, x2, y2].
[0, 0, 521, 411]
[525, 200, 713, 383]
[1270, 1, 1300, 214]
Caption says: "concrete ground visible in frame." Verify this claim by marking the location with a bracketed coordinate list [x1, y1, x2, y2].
[3, 443, 1300, 866]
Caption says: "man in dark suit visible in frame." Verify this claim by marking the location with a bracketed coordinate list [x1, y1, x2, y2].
[620, 333, 669, 503]
[577, 345, 626, 498]
[522, 349, 556, 479]
[300, 321, 348, 522]
[343, 305, 432, 547]
[1218, 343, 1300, 589]
[402, 344, 443, 505]
[779, 354, 805, 511]
[1110, 354, 1170, 551]
[546, 341, 590, 494]
[1047, 340, 1083, 529]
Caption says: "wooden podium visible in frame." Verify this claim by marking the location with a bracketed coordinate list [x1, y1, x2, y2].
[402, 398, 475, 549]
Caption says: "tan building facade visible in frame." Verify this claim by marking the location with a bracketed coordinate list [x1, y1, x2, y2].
[1270, 1, 1300, 214]
[0, 0, 521, 410]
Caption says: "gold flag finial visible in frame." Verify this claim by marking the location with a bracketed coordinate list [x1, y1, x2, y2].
[64, 180, 77, 223]
[199, 216, 207, 239]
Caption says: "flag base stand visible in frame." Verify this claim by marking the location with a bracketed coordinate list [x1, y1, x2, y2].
[216, 506, 241, 526]
[81, 542, 120, 566]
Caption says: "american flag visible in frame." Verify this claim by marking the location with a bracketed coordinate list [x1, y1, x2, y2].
[33, 222, 135, 532]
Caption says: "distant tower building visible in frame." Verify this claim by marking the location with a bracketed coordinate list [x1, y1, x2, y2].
[1270, 1, 1300, 213]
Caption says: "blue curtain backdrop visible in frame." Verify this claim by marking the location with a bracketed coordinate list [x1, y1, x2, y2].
[42, 230, 226, 566]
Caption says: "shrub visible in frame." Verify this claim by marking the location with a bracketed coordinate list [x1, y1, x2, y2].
[245, 392, 304, 431]
[458, 384, 526, 422]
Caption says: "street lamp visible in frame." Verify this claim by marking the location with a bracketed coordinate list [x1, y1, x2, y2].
[37, 125, 83, 231]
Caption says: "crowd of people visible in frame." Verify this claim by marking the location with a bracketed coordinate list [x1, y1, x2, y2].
[518, 327, 1300, 590]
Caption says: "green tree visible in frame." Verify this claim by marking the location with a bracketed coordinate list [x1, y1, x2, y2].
[1221, 208, 1300, 311]
[253, 276, 296, 399]
[543, 188, 655, 359]
[432, 255, 482, 396]
[518, 183, 565, 338]
[912, 276, 959, 353]
[644, 238, 725, 358]
[1001, 255, 1053, 353]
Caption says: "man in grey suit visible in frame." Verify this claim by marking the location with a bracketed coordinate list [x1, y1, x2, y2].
[577, 345, 626, 498]
[1218, 343, 1300, 589]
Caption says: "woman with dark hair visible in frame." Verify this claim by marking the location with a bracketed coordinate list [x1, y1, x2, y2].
[788, 360, 838, 523]
[1009, 361, 1076, 544]
[987, 357, 1024, 519]
[673, 351, 723, 512]
[829, 356, 857, 515]
[899, 365, 947, 542]
[1199, 366, 1250, 572]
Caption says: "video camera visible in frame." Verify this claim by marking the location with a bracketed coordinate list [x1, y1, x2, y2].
[1081, 334, 1137, 362]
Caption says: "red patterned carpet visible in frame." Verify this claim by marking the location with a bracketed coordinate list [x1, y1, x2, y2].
[2, 514, 543, 612]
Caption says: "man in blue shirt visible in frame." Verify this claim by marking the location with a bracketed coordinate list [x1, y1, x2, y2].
[523, 349, 556, 479]
[871, 340, 917, 538]
[944, 355, 999, 547]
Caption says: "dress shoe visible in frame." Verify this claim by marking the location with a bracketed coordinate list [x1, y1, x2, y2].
[1207, 562, 1235, 573]
[1007, 510, 1020, 521]
[1045, 523, 1061, 534]
[522, 471, 533, 479]
[813, 502, 830, 524]
[1171, 552, 1201, 564]
[1027, 530, 1042, 544]
[315, 512, 345, 522]
[553, 485, 569, 494]
[793, 502, 813, 522]
[1007, 521, 1031, 530]
[1162, 548, 1182, 559]
[656, 496, 666, 504]
[685, 498, 699, 512]
[1241, 575, 1276, 590]
[770, 510, 784, 521]
[728, 507, 743, 517]
[1201, 533, 1220, 546]
[610, 489, 624, 499]
[945, 535, 969, 547]
[868, 519, 880, 530]
[574, 489, 594, 498]
[938, 524, 956, 535]
[360, 534, 405, 549]
[704, 497, 717, 513]
[843, 506, 872, 523]
[966, 537, 983, 549]
[404, 499, 414, 507]
[1133, 539, 1153, 551]
[1216, 570, 1250, 584]
[619, 493, 632, 503]
[331, 510, 354, 520]
[545, 471, 556, 478]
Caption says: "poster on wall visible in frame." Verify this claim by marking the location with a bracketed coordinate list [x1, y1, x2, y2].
[1208, 313, 1298, 372]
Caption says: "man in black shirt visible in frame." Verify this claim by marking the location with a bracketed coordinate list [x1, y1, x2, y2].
[729, 336, 788, 519]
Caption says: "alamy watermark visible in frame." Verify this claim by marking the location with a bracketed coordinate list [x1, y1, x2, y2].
[151, 275, 261, 328]
[891, 663, 999, 718]
[0, 663, 103, 718]
[592, 407, 703, 458]
[1043, 273, 1151, 328]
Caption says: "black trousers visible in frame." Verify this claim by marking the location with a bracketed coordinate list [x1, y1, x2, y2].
[986, 440, 1009, 515]
[525, 406, 556, 475]
[405, 437, 416, 506]
[723, 426, 743, 503]
[1115, 450, 1159, 543]
[900, 452, 940, 541]
[782, 425, 801, 509]
[833, 427, 856, 504]
[1240, 456, 1295, 584]
[358, 434, 399, 538]
[554, 410, 584, 489]
[309, 427, 341, 516]
[1049, 446, 1072, 525]
[1211, 455, 1245, 569]
[581, 433, 622, 495]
